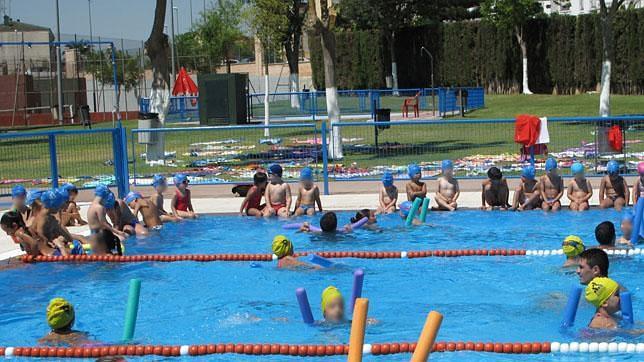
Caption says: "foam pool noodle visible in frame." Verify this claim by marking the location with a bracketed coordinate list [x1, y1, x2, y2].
[561, 286, 583, 328]
[419, 198, 430, 223]
[305, 254, 335, 268]
[349, 269, 365, 315]
[620, 292, 634, 325]
[631, 198, 644, 245]
[406, 198, 423, 226]
[295, 288, 315, 324]
[122, 279, 141, 341]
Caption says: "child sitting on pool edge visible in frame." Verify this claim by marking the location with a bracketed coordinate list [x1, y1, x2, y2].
[264, 164, 292, 218]
[512, 165, 540, 211]
[321, 286, 345, 323]
[38, 298, 89, 347]
[405, 164, 426, 202]
[377, 172, 397, 214]
[240, 172, 268, 217]
[125, 191, 162, 230]
[599, 160, 629, 211]
[435, 160, 460, 211]
[171, 174, 197, 219]
[272, 235, 316, 269]
[481, 166, 509, 210]
[293, 167, 322, 216]
[562, 235, 584, 268]
[585, 277, 621, 329]
[151, 175, 181, 222]
[60, 183, 87, 226]
[567, 162, 593, 211]
[540, 158, 564, 212]
[10, 185, 30, 223]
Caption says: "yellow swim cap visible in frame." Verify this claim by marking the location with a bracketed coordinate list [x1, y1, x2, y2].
[272, 235, 293, 258]
[321, 286, 343, 315]
[562, 235, 584, 257]
[585, 277, 619, 308]
[46, 298, 74, 330]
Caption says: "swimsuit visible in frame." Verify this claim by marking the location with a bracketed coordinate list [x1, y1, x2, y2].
[245, 187, 265, 214]
[272, 203, 286, 213]
[53, 240, 85, 256]
[299, 205, 314, 212]
[175, 190, 191, 212]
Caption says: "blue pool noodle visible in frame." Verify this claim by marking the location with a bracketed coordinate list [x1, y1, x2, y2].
[406, 198, 423, 226]
[631, 198, 644, 245]
[621, 292, 634, 325]
[283, 223, 303, 230]
[349, 269, 365, 315]
[306, 254, 336, 268]
[296, 288, 315, 324]
[561, 286, 583, 328]
[349, 217, 369, 230]
[419, 198, 430, 223]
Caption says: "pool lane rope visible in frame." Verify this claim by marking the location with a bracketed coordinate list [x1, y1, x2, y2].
[20, 248, 644, 264]
[3, 341, 644, 358]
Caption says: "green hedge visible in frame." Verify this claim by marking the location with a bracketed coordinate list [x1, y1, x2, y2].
[308, 10, 644, 94]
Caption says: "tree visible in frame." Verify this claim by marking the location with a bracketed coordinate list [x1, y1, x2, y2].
[481, 0, 542, 94]
[145, 0, 171, 162]
[85, 49, 143, 105]
[598, 0, 626, 116]
[307, 0, 342, 159]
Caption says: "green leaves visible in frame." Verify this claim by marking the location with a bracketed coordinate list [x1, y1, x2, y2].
[481, 0, 543, 29]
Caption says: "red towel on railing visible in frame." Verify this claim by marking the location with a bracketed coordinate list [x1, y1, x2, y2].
[514, 114, 541, 147]
[608, 125, 623, 152]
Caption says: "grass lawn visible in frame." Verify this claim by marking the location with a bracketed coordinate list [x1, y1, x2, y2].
[0, 94, 642, 193]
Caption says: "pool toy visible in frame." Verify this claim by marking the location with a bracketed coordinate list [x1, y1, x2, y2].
[406, 198, 423, 226]
[561, 286, 583, 328]
[282, 217, 369, 232]
[348, 298, 369, 362]
[621, 292, 634, 325]
[122, 279, 142, 341]
[411, 311, 444, 361]
[295, 288, 315, 324]
[631, 197, 644, 245]
[305, 254, 336, 268]
[419, 198, 430, 223]
[349, 269, 365, 315]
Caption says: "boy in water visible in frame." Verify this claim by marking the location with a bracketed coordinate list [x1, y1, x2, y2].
[377, 172, 397, 214]
[562, 235, 584, 268]
[321, 286, 345, 323]
[272, 235, 316, 269]
[632, 162, 644, 204]
[599, 160, 629, 211]
[240, 172, 268, 217]
[567, 162, 593, 211]
[263, 164, 292, 218]
[595, 221, 618, 250]
[110, 195, 148, 236]
[150, 175, 181, 222]
[617, 212, 634, 246]
[585, 277, 621, 329]
[171, 174, 197, 219]
[399, 201, 422, 225]
[405, 164, 426, 202]
[39, 298, 89, 346]
[539, 158, 564, 211]
[481, 166, 509, 210]
[435, 160, 460, 211]
[512, 165, 540, 211]
[60, 184, 87, 226]
[293, 167, 322, 216]
[10, 185, 30, 222]
[87, 186, 126, 238]
[125, 191, 162, 230]
[577, 248, 609, 285]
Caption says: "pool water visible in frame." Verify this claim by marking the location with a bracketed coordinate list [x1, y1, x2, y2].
[0, 209, 641, 361]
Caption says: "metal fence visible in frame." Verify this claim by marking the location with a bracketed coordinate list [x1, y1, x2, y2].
[129, 123, 321, 187]
[0, 126, 128, 197]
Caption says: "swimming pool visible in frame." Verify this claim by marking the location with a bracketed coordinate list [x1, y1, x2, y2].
[0, 209, 641, 361]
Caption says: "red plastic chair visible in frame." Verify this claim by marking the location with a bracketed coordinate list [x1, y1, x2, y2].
[401, 91, 420, 118]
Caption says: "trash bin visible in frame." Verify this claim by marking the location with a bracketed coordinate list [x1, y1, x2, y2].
[138, 112, 161, 144]
[79, 105, 91, 127]
[375, 108, 391, 130]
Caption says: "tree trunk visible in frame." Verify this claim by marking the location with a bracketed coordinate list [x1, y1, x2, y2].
[320, 27, 342, 160]
[598, 2, 615, 117]
[515, 27, 532, 95]
[263, 54, 270, 137]
[285, 10, 301, 109]
[389, 31, 399, 96]
[144, 0, 170, 163]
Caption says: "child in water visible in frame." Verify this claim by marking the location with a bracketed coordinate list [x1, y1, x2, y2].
[585, 277, 621, 329]
[171, 174, 198, 219]
[617, 212, 634, 247]
[595, 221, 618, 250]
[632, 162, 644, 204]
[377, 172, 398, 214]
[539, 158, 564, 211]
[405, 164, 426, 202]
[599, 160, 629, 211]
[577, 248, 609, 285]
[399, 201, 422, 225]
[240, 172, 268, 217]
[264, 164, 292, 218]
[481, 166, 509, 210]
[38, 298, 89, 346]
[321, 286, 345, 323]
[150, 175, 181, 222]
[512, 165, 540, 211]
[435, 160, 459, 211]
[351, 209, 377, 228]
[299, 211, 350, 233]
[87, 228, 123, 256]
[567, 162, 593, 211]
[562, 235, 584, 268]
[272, 235, 316, 269]
[87, 185, 126, 238]
[293, 167, 323, 216]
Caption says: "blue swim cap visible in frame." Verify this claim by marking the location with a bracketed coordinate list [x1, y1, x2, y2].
[95, 184, 110, 199]
[571, 162, 584, 175]
[11, 185, 26, 198]
[382, 172, 394, 187]
[545, 158, 557, 171]
[607, 160, 619, 174]
[152, 174, 166, 187]
[124, 191, 142, 204]
[26, 189, 44, 206]
[269, 164, 283, 177]
[399, 201, 412, 217]
[40, 190, 64, 210]
[300, 167, 313, 181]
[61, 183, 77, 193]
[55, 187, 69, 203]
[441, 160, 453, 170]
[622, 211, 634, 223]
[521, 166, 535, 180]
[408, 164, 421, 179]
[173, 173, 188, 185]
[102, 192, 116, 209]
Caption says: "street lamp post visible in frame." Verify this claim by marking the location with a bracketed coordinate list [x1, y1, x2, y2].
[170, 0, 176, 86]
[420, 46, 435, 117]
[189, 0, 194, 28]
[55, 0, 64, 124]
[88, 0, 98, 112]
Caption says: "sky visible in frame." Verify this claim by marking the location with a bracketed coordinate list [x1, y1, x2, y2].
[9, 0, 208, 41]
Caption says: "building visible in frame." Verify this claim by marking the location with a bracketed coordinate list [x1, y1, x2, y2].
[540, 0, 642, 16]
[0, 15, 54, 75]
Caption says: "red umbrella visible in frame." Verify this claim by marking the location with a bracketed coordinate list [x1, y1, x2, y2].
[172, 67, 198, 96]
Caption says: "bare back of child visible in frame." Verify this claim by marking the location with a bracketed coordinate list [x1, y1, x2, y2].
[481, 167, 509, 210]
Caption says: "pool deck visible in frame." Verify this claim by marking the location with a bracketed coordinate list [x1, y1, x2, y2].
[0, 176, 637, 261]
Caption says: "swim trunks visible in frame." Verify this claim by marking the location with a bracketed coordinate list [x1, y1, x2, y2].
[53, 240, 85, 256]
[272, 203, 286, 213]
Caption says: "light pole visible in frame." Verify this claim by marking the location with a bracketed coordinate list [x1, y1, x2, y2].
[420, 46, 435, 117]
[170, 0, 176, 86]
[173, 6, 179, 75]
[189, 0, 194, 28]
[55, 0, 64, 124]
[88, 0, 97, 112]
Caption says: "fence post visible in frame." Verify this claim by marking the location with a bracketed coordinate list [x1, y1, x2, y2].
[130, 129, 136, 187]
[112, 125, 130, 198]
[48, 134, 59, 188]
[321, 121, 329, 195]
[312, 91, 317, 122]
[120, 125, 130, 195]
